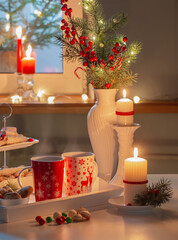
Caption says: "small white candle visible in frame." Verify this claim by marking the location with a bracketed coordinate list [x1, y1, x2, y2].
[124, 148, 147, 205]
[116, 89, 134, 125]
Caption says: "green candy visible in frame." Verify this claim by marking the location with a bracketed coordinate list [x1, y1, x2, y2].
[62, 212, 67, 217]
[46, 216, 52, 223]
[66, 217, 72, 223]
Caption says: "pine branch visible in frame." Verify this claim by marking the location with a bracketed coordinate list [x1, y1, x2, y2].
[134, 178, 173, 207]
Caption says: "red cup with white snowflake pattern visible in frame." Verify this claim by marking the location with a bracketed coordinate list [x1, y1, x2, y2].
[62, 152, 98, 196]
[18, 156, 64, 202]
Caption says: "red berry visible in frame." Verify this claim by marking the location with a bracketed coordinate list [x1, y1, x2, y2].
[72, 38, 77, 43]
[148, 190, 153, 194]
[61, 19, 65, 23]
[112, 47, 117, 53]
[28, 138, 33, 142]
[88, 41, 93, 45]
[109, 55, 114, 61]
[1, 134, 6, 140]
[110, 66, 115, 71]
[79, 36, 84, 40]
[70, 40, 75, 45]
[71, 30, 76, 36]
[106, 83, 111, 89]
[83, 62, 88, 66]
[64, 22, 68, 26]
[66, 34, 70, 38]
[66, 27, 70, 32]
[126, 203, 132, 206]
[0, 194, 3, 199]
[61, 4, 67, 11]
[123, 36, 128, 42]
[38, 218, 46, 225]
[60, 25, 65, 30]
[84, 36, 88, 40]
[93, 56, 98, 62]
[80, 40, 85, 45]
[85, 47, 90, 52]
[154, 189, 159, 195]
[82, 53, 87, 57]
[89, 45, 92, 49]
[60, 0, 65, 4]
[80, 50, 84, 55]
[91, 51, 96, 56]
[89, 57, 94, 63]
[122, 46, 127, 51]
[35, 216, 42, 222]
[56, 217, 64, 225]
[115, 42, 119, 47]
[68, 8, 72, 13]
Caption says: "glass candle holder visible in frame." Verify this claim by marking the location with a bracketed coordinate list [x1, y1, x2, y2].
[16, 73, 25, 96]
[22, 74, 39, 102]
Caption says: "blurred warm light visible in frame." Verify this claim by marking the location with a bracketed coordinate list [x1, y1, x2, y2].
[48, 96, 55, 104]
[22, 35, 26, 42]
[133, 96, 140, 103]
[34, 9, 42, 16]
[37, 89, 45, 98]
[81, 94, 88, 102]
[11, 95, 22, 104]
[5, 23, 10, 32]
[5, 13, 10, 20]
[92, 36, 96, 40]
[16, 26, 22, 39]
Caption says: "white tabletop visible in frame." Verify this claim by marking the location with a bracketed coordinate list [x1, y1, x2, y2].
[0, 174, 178, 240]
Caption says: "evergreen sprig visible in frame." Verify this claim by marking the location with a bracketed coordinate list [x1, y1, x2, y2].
[134, 178, 173, 207]
[56, 0, 142, 89]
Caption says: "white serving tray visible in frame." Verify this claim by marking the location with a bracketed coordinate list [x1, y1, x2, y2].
[0, 178, 123, 223]
[0, 138, 39, 152]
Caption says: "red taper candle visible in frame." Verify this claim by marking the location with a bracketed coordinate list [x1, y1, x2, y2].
[22, 45, 36, 74]
[16, 26, 23, 73]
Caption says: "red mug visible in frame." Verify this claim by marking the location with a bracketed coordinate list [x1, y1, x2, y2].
[18, 156, 64, 202]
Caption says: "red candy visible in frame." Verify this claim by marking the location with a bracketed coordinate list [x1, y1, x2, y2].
[28, 138, 33, 142]
[61, 216, 66, 222]
[56, 217, 64, 225]
[35, 216, 42, 222]
[38, 218, 46, 225]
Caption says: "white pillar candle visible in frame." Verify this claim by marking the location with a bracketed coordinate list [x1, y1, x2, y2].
[124, 148, 147, 205]
[116, 89, 134, 125]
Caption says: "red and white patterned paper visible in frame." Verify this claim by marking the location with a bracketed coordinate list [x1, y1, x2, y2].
[32, 159, 64, 201]
[64, 156, 95, 196]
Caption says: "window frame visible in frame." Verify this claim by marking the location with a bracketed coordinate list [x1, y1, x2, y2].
[0, 0, 83, 95]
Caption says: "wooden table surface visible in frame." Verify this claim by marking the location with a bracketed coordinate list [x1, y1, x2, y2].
[0, 95, 178, 114]
[0, 174, 177, 240]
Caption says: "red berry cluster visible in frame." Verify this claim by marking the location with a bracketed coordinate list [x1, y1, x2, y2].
[61, 0, 72, 18]
[78, 37, 98, 66]
[60, 19, 77, 45]
[148, 189, 159, 195]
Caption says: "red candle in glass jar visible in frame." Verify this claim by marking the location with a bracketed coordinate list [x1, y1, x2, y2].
[16, 26, 23, 73]
[22, 45, 36, 74]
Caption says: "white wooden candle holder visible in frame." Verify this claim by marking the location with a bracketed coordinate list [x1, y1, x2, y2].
[110, 123, 141, 187]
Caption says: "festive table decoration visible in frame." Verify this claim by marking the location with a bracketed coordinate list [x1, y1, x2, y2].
[134, 178, 173, 207]
[124, 148, 148, 205]
[56, 0, 142, 182]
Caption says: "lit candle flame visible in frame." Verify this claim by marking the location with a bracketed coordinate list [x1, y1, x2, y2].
[26, 45, 32, 58]
[133, 96, 140, 103]
[81, 94, 88, 102]
[123, 89, 126, 98]
[134, 147, 138, 159]
[16, 26, 22, 39]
